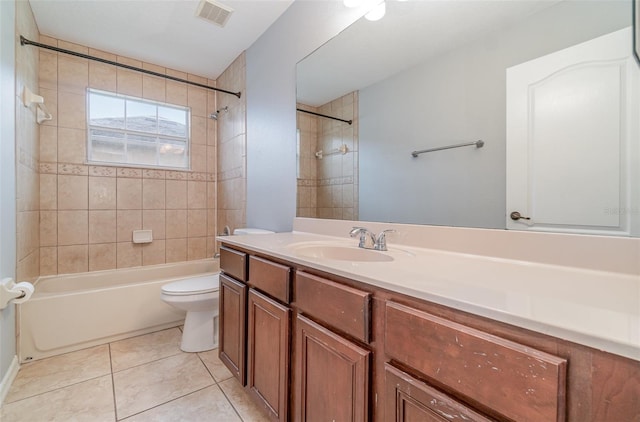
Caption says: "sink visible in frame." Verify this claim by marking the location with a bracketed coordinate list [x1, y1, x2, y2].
[289, 243, 394, 262]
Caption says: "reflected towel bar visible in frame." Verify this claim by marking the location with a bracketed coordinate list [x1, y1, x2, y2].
[315, 144, 348, 159]
[411, 140, 484, 157]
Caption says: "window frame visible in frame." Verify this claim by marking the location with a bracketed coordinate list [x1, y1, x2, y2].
[86, 88, 192, 171]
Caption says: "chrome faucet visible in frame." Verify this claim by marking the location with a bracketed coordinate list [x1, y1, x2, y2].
[349, 227, 376, 249]
[349, 227, 395, 251]
[373, 229, 395, 251]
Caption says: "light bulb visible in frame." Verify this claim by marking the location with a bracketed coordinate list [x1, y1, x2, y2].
[365, 0, 385, 21]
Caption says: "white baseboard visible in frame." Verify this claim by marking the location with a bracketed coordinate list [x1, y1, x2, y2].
[0, 355, 19, 407]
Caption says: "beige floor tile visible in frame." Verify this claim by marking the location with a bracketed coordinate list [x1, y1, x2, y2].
[198, 349, 234, 383]
[219, 378, 271, 422]
[5, 345, 111, 403]
[122, 385, 241, 422]
[113, 353, 214, 419]
[110, 327, 183, 372]
[0, 375, 115, 422]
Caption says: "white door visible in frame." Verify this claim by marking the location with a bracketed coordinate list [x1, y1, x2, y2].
[506, 27, 639, 236]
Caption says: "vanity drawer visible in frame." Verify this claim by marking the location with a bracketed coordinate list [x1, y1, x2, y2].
[385, 363, 493, 422]
[294, 271, 371, 343]
[220, 246, 247, 282]
[384, 301, 567, 422]
[248, 256, 291, 304]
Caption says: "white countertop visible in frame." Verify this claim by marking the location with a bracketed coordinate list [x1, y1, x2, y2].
[218, 231, 640, 361]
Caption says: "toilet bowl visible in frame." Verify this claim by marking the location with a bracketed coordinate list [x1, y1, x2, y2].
[160, 273, 220, 353]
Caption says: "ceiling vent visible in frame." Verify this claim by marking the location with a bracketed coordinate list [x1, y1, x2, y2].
[195, 0, 234, 27]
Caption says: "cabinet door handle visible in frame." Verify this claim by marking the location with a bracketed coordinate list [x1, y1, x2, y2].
[510, 211, 531, 221]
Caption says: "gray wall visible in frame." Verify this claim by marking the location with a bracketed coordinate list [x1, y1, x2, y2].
[245, 2, 364, 232]
[359, 1, 630, 228]
[0, 0, 17, 388]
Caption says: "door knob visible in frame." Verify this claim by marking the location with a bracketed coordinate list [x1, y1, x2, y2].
[510, 211, 531, 221]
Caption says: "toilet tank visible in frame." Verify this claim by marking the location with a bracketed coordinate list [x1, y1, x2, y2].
[233, 228, 275, 235]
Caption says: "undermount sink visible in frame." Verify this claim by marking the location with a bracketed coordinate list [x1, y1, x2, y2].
[288, 243, 395, 262]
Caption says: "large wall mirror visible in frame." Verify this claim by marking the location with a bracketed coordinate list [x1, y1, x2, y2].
[296, 0, 639, 237]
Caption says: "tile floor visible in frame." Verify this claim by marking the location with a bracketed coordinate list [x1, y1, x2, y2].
[1, 327, 270, 422]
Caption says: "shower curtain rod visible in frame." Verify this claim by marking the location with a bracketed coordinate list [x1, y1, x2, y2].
[20, 36, 242, 99]
[296, 108, 352, 125]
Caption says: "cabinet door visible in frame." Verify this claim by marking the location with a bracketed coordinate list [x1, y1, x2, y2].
[385, 364, 493, 422]
[294, 314, 369, 422]
[219, 273, 247, 384]
[247, 289, 290, 422]
[385, 301, 566, 422]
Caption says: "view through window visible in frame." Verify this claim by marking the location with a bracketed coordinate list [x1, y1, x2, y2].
[87, 89, 191, 169]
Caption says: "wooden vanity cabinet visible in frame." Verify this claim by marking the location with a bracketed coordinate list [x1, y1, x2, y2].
[219, 247, 248, 384]
[220, 245, 247, 282]
[293, 271, 372, 422]
[294, 314, 370, 422]
[384, 300, 568, 422]
[384, 363, 493, 422]
[246, 256, 292, 422]
[247, 289, 290, 422]
[220, 245, 294, 421]
[219, 243, 640, 422]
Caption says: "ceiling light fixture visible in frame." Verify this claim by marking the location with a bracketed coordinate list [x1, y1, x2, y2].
[343, 0, 386, 21]
[365, 0, 386, 21]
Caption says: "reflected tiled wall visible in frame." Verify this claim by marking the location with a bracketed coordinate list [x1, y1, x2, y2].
[296, 92, 358, 220]
[216, 53, 246, 235]
[296, 104, 318, 218]
[38, 36, 217, 275]
[15, 0, 40, 282]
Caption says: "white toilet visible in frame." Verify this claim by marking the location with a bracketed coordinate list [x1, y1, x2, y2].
[161, 274, 220, 353]
[160, 228, 274, 353]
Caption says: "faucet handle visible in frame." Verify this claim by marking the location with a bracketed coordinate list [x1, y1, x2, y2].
[349, 226, 375, 249]
[374, 229, 395, 251]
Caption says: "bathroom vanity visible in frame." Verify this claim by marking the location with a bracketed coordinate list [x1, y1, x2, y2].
[217, 224, 639, 422]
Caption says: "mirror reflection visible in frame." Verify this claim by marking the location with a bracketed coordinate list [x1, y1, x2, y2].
[296, 0, 639, 236]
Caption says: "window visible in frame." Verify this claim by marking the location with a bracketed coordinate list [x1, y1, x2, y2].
[87, 89, 190, 170]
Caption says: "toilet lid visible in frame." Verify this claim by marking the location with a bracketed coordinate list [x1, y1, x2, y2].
[161, 274, 220, 296]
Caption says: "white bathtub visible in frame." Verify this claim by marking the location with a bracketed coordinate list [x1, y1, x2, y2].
[18, 259, 219, 362]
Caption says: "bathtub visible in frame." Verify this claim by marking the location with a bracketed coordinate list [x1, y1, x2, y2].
[18, 259, 219, 362]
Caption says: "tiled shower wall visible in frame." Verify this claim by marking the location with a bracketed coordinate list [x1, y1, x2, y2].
[37, 36, 218, 275]
[15, 0, 40, 282]
[296, 92, 358, 220]
[216, 53, 246, 235]
[296, 103, 318, 218]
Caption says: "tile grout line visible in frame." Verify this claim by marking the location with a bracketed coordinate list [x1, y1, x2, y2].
[111, 350, 184, 375]
[195, 352, 245, 421]
[108, 343, 118, 421]
[195, 351, 217, 382]
[110, 333, 214, 420]
[1, 372, 112, 407]
[116, 383, 217, 421]
[5, 328, 260, 421]
[109, 331, 191, 421]
[216, 379, 246, 422]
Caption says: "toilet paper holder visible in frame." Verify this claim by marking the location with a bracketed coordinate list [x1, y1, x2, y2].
[0, 278, 34, 309]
